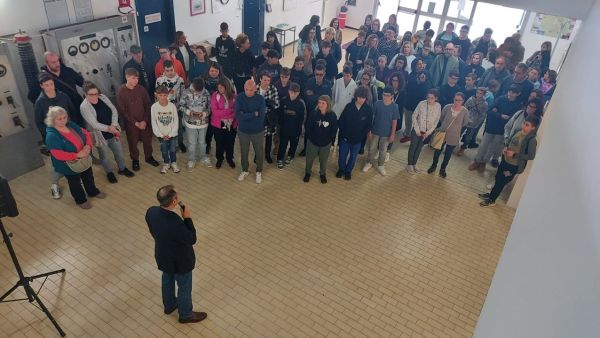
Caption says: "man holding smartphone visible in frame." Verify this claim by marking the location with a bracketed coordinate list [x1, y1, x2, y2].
[145, 185, 207, 323]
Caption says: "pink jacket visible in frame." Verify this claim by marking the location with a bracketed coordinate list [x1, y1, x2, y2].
[210, 92, 238, 129]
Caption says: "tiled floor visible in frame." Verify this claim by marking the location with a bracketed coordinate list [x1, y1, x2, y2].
[0, 31, 515, 337]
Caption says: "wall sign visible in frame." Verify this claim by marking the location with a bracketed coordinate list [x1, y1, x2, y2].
[145, 12, 162, 24]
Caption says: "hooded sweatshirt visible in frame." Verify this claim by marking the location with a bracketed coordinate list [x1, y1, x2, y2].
[179, 87, 211, 129]
[338, 100, 373, 144]
[34, 90, 76, 139]
[307, 110, 338, 147]
[279, 97, 306, 137]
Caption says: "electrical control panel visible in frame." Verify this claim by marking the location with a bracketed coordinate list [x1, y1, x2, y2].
[42, 13, 139, 99]
[0, 53, 30, 138]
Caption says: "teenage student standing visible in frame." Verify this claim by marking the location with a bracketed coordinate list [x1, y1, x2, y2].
[362, 86, 399, 176]
[152, 85, 180, 174]
[479, 116, 540, 207]
[304, 96, 338, 184]
[277, 83, 306, 169]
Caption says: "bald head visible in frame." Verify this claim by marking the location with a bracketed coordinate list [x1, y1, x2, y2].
[44, 51, 61, 73]
[244, 79, 256, 97]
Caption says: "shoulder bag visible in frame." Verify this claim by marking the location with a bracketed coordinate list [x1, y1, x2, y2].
[65, 128, 92, 173]
[430, 112, 458, 150]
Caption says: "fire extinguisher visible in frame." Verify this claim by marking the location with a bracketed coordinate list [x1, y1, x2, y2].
[118, 0, 133, 14]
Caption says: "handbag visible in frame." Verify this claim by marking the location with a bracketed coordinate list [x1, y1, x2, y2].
[65, 127, 92, 173]
[430, 114, 458, 150]
[66, 156, 92, 173]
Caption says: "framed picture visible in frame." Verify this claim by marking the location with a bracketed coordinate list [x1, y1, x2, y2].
[190, 0, 206, 16]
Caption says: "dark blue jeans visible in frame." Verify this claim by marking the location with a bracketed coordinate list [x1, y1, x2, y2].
[162, 271, 193, 320]
[159, 138, 177, 164]
[338, 139, 361, 173]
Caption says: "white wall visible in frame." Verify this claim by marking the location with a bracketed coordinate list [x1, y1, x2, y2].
[0, 0, 127, 36]
[345, 0, 377, 29]
[474, 0, 600, 337]
[480, 0, 594, 19]
[173, 0, 242, 45]
[264, 0, 323, 46]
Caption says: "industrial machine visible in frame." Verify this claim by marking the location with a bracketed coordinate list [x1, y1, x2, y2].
[0, 39, 43, 179]
[42, 13, 139, 99]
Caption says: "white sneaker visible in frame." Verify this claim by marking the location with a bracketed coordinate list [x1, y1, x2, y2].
[377, 165, 387, 176]
[255, 172, 262, 184]
[238, 171, 249, 181]
[405, 164, 414, 173]
[161, 164, 170, 174]
[201, 157, 213, 168]
[362, 162, 373, 172]
[50, 184, 62, 199]
[171, 162, 181, 173]
[187, 161, 196, 171]
[413, 165, 422, 173]
[385, 152, 390, 163]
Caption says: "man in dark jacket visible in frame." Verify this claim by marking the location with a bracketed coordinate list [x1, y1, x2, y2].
[34, 73, 77, 142]
[469, 85, 522, 172]
[122, 45, 156, 96]
[146, 185, 207, 323]
[28, 52, 84, 126]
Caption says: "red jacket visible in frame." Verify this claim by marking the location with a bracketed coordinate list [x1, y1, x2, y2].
[154, 57, 187, 82]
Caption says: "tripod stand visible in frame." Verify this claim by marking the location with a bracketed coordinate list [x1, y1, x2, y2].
[0, 219, 66, 336]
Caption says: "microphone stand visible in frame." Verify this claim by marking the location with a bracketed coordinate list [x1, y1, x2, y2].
[0, 218, 66, 336]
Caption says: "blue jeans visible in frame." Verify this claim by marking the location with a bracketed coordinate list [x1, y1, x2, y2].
[186, 127, 208, 162]
[159, 138, 178, 164]
[97, 137, 126, 174]
[338, 139, 361, 173]
[161, 271, 193, 320]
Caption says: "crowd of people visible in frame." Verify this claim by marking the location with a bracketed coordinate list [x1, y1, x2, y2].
[30, 14, 556, 210]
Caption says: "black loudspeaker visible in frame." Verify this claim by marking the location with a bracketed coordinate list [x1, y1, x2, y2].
[0, 175, 19, 218]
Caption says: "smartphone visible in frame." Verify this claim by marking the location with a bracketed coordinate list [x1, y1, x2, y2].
[178, 201, 185, 211]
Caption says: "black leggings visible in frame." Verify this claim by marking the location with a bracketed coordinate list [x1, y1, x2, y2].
[431, 144, 456, 170]
[65, 167, 100, 204]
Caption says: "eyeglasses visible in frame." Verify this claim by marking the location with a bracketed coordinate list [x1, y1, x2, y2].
[361, 77, 370, 81]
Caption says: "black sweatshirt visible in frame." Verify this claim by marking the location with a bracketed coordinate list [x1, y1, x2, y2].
[34, 90, 76, 139]
[214, 35, 236, 77]
[279, 97, 306, 136]
[338, 100, 373, 144]
[234, 48, 255, 77]
[307, 110, 338, 147]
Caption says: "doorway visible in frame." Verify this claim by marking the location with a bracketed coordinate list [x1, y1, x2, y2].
[134, 0, 176, 69]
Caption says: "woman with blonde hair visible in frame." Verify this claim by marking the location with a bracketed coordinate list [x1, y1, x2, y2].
[304, 95, 338, 184]
[45, 106, 105, 209]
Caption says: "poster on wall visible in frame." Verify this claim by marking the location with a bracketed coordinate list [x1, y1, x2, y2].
[530, 13, 576, 40]
[347, 0, 356, 5]
[190, 0, 206, 16]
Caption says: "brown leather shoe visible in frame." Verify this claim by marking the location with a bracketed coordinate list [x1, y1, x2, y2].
[468, 162, 479, 171]
[179, 311, 207, 323]
[477, 162, 486, 173]
[78, 201, 92, 209]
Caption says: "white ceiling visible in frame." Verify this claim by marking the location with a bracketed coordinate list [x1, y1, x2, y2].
[480, 0, 595, 19]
